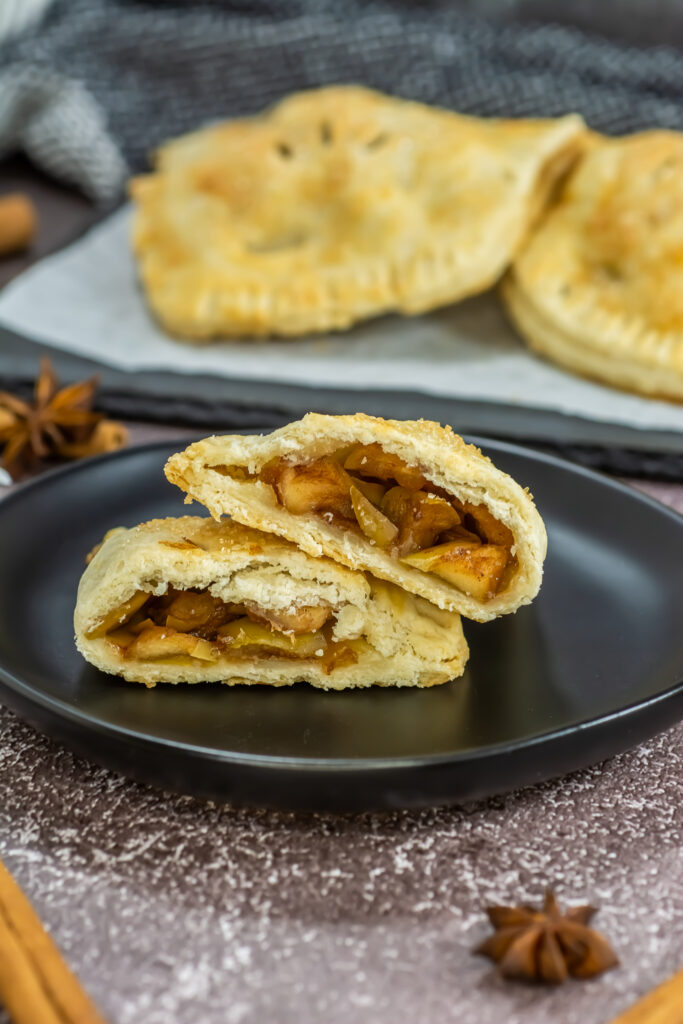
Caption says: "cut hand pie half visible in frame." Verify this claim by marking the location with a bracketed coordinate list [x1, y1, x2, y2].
[165, 414, 547, 622]
[74, 516, 468, 689]
[130, 85, 585, 340]
[503, 131, 683, 401]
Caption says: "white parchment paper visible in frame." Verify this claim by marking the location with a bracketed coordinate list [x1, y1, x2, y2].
[1, 206, 683, 433]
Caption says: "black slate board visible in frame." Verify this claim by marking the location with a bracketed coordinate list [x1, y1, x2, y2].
[2, 326, 683, 481]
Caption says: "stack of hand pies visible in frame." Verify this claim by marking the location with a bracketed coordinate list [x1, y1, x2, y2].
[74, 414, 547, 691]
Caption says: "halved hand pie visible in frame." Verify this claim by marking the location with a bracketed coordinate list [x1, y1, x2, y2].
[74, 516, 468, 689]
[503, 131, 683, 400]
[130, 85, 585, 340]
[165, 414, 547, 621]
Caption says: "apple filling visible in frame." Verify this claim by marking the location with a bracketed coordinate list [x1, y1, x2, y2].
[256, 444, 516, 601]
[86, 588, 360, 674]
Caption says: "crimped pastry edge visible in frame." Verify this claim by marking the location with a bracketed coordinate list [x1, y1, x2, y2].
[503, 274, 683, 402]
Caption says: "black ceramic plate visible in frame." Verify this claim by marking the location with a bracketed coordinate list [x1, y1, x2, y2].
[0, 437, 682, 812]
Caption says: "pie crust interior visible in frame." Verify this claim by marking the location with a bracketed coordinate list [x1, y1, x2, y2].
[165, 413, 547, 622]
[74, 515, 469, 689]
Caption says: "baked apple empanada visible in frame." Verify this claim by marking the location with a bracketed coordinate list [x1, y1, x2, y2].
[74, 516, 468, 689]
[165, 414, 547, 622]
[503, 131, 683, 400]
[130, 86, 585, 340]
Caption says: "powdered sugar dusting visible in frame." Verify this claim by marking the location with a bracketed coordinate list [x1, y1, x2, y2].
[0, 706, 682, 1024]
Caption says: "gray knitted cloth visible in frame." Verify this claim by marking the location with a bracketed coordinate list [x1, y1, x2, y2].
[2, 0, 683, 201]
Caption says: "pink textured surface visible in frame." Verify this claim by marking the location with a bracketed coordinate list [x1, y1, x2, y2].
[0, 714, 682, 1024]
[0, 436, 681, 1024]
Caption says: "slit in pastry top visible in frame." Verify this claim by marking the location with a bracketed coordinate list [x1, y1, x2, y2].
[164, 413, 547, 622]
[74, 516, 468, 690]
[129, 86, 586, 340]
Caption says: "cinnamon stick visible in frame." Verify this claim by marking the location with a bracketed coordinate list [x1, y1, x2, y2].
[0, 194, 37, 256]
[0, 857, 107, 1024]
[609, 968, 683, 1024]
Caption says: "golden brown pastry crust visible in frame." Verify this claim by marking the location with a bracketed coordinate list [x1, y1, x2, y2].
[130, 85, 585, 340]
[164, 414, 547, 621]
[503, 131, 683, 400]
[74, 516, 468, 690]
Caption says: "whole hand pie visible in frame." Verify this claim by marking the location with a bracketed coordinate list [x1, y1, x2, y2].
[503, 131, 683, 401]
[130, 86, 585, 340]
[165, 413, 547, 622]
[74, 516, 468, 689]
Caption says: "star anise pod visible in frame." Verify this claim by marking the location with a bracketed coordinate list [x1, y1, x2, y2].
[475, 890, 619, 984]
[0, 358, 128, 479]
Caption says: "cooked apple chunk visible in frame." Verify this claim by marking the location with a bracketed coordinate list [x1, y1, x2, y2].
[87, 590, 150, 639]
[244, 602, 332, 634]
[164, 590, 217, 632]
[351, 477, 387, 505]
[380, 484, 412, 525]
[404, 492, 461, 553]
[344, 444, 426, 491]
[217, 618, 325, 657]
[105, 627, 138, 649]
[350, 484, 398, 548]
[401, 541, 509, 600]
[127, 626, 219, 662]
[460, 501, 514, 548]
[319, 638, 366, 675]
[381, 487, 461, 554]
[128, 617, 156, 635]
[439, 524, 483, 546]
[268, 457, 354, 518]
